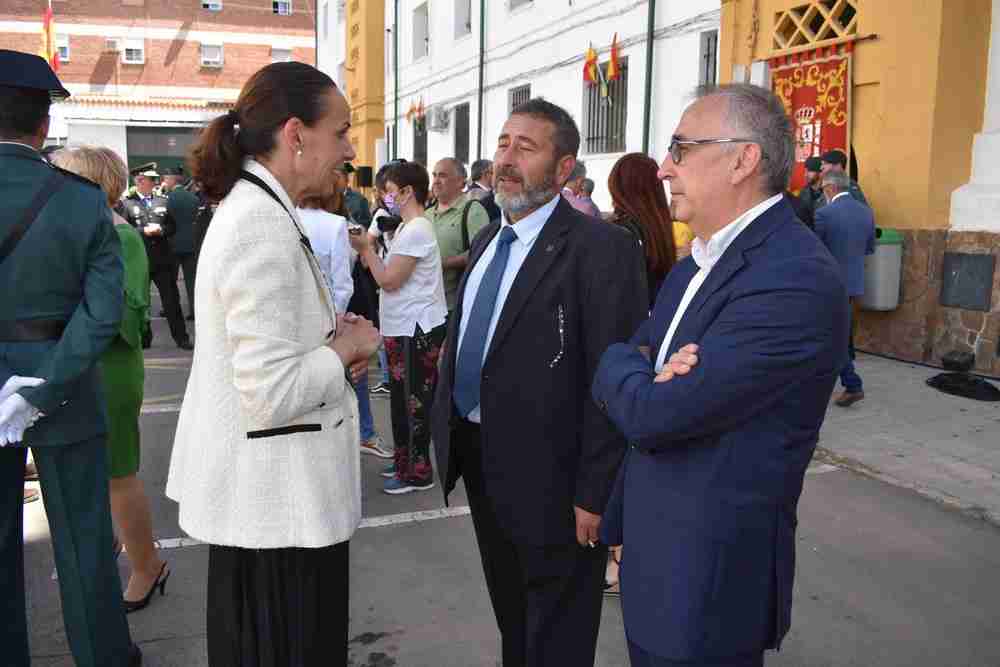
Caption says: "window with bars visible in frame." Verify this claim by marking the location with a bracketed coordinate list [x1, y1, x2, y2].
[699, 30, 718, 86]
[273, 0, 293, 16]
[508, 84, 531, 113]
[581, 58, 628, 155]
[454, 102, 470, 165]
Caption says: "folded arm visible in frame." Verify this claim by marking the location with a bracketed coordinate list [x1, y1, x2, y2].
[593, 264, 847, 447]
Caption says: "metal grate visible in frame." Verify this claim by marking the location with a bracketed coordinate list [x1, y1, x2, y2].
[772, 0, 857, 51]
[581, 58, 628, 155]
[508, 84, 531, 113]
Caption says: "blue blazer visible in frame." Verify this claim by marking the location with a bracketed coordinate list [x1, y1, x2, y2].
[814, 194, 875, 297]
[592, 198, 849, 662]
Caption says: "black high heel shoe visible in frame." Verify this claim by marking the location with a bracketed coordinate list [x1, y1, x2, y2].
[123, 562, 170, 614]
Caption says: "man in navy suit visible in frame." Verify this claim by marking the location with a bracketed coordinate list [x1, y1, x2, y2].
[815, 170, 876, 407]
[592, 83, 849, 666]
[432, 99, 647, 666]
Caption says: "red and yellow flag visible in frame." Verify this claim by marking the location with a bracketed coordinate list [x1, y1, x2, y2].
[607, 33, 621, 82]
[583, 43, 598, 85]
[39, 1, 59, 72]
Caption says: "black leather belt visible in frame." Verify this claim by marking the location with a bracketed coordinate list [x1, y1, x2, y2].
[0, 319, 67, 342]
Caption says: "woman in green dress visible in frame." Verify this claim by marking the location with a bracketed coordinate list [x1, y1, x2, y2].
[51, 146, 169, 613]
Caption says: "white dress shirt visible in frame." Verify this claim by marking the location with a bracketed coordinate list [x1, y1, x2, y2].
[654, 193, 784, 372]
[456, 194, 560, 423]
[297, 208, 354, 314]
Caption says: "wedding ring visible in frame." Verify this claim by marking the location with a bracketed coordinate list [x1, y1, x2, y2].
[587, 540, 596, 548]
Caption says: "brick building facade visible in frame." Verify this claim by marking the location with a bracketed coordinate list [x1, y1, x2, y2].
[0, 0, 316, 170]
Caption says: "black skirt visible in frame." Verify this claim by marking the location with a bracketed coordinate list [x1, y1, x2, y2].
[206, 541, 349, 667]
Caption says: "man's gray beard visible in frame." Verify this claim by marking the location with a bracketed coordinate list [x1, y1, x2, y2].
[495, 174, 559, 218]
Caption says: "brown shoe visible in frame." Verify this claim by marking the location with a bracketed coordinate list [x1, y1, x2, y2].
[23, 489, 39, 504]
[834, 390, 865, 407]
[24, 462, 38, 481]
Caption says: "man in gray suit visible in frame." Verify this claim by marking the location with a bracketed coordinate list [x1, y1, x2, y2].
[815, 170, 875, 407]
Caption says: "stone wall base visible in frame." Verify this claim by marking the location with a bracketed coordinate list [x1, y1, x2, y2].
[856, 230, 1000, 376]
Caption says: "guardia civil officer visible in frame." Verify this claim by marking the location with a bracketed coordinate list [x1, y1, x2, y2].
[124, 167, 192, 350]
[0, 49, 141, 667]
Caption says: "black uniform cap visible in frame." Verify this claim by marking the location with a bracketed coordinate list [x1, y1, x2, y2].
[0, 49, 70, 100]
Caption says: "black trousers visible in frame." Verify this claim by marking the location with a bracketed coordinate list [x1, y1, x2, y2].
[627, 641, 764, 667]
[456, 420, 607, 667]
[0, 440, 132, 667]
[207, 541, 349, 667]
[172, 252, 197, 316]
[151, 263, 189, 344]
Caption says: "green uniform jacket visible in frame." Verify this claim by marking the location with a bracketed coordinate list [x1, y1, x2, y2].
[0, 143, 124, 446]
[167, 185, 200, 255]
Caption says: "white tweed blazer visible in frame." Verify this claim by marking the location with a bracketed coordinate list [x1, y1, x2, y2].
[166, 160, 361, 549]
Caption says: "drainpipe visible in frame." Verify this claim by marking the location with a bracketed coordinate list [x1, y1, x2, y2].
[641, 0, 656, 155]
[476, 0, 486, 160]
[393, 0, 399, 159]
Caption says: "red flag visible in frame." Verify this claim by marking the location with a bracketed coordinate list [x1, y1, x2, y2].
[583, 44, 598, 85]
[607, 33, 621, 82]
[39, 1, 59, 72]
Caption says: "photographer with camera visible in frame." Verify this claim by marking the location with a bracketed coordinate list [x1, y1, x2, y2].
[350, 161, 447, 495]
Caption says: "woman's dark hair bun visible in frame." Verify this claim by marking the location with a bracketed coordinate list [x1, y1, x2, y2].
[189, 62, 337, 202]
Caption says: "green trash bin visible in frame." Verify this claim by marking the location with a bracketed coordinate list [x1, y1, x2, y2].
[860, 227, 903, 311]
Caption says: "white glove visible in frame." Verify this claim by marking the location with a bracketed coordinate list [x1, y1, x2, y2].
[0, 394, 42, 447]
[0, 376, 45, 404]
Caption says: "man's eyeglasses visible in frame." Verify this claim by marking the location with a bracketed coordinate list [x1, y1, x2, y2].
[668, 138, 759, 165]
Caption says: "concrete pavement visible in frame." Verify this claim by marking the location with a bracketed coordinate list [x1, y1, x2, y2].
[20, 311, 1000, 666]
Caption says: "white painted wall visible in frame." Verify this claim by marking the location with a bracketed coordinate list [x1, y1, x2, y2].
[950, 0, 1000, 232]
[375, 0, 720, 211]
[65, 122, 128, 162]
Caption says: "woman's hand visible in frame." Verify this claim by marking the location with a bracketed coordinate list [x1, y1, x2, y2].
[348, 226, 371, 254]
[327, 314, 381, 369]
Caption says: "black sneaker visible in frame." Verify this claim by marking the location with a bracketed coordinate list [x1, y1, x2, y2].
[370, 382, 390, 396]
[177, 340, 194, 351]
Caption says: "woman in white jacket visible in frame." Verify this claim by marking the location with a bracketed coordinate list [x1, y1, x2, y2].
[166, 62, 380, 667]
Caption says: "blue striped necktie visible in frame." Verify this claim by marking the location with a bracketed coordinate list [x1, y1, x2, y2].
[454, 226, 518, 418]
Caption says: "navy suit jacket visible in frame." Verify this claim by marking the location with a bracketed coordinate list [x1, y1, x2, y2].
[814, 194, 875, 297]
[592, 197, 848, 661]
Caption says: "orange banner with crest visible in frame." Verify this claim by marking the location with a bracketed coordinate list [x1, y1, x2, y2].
[770, 43, 853, 191]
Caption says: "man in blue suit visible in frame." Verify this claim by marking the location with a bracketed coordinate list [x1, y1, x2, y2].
[592, 83, 849, 666]
[815, 170, 876, 407]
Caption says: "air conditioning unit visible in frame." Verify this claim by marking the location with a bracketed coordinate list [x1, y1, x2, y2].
[427, 105, 450, 133]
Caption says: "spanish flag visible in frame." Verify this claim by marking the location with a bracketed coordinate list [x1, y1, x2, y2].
[39, 0, 59, 72]
[583, 43, 598, 85]
[607, 33, 621, 82]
